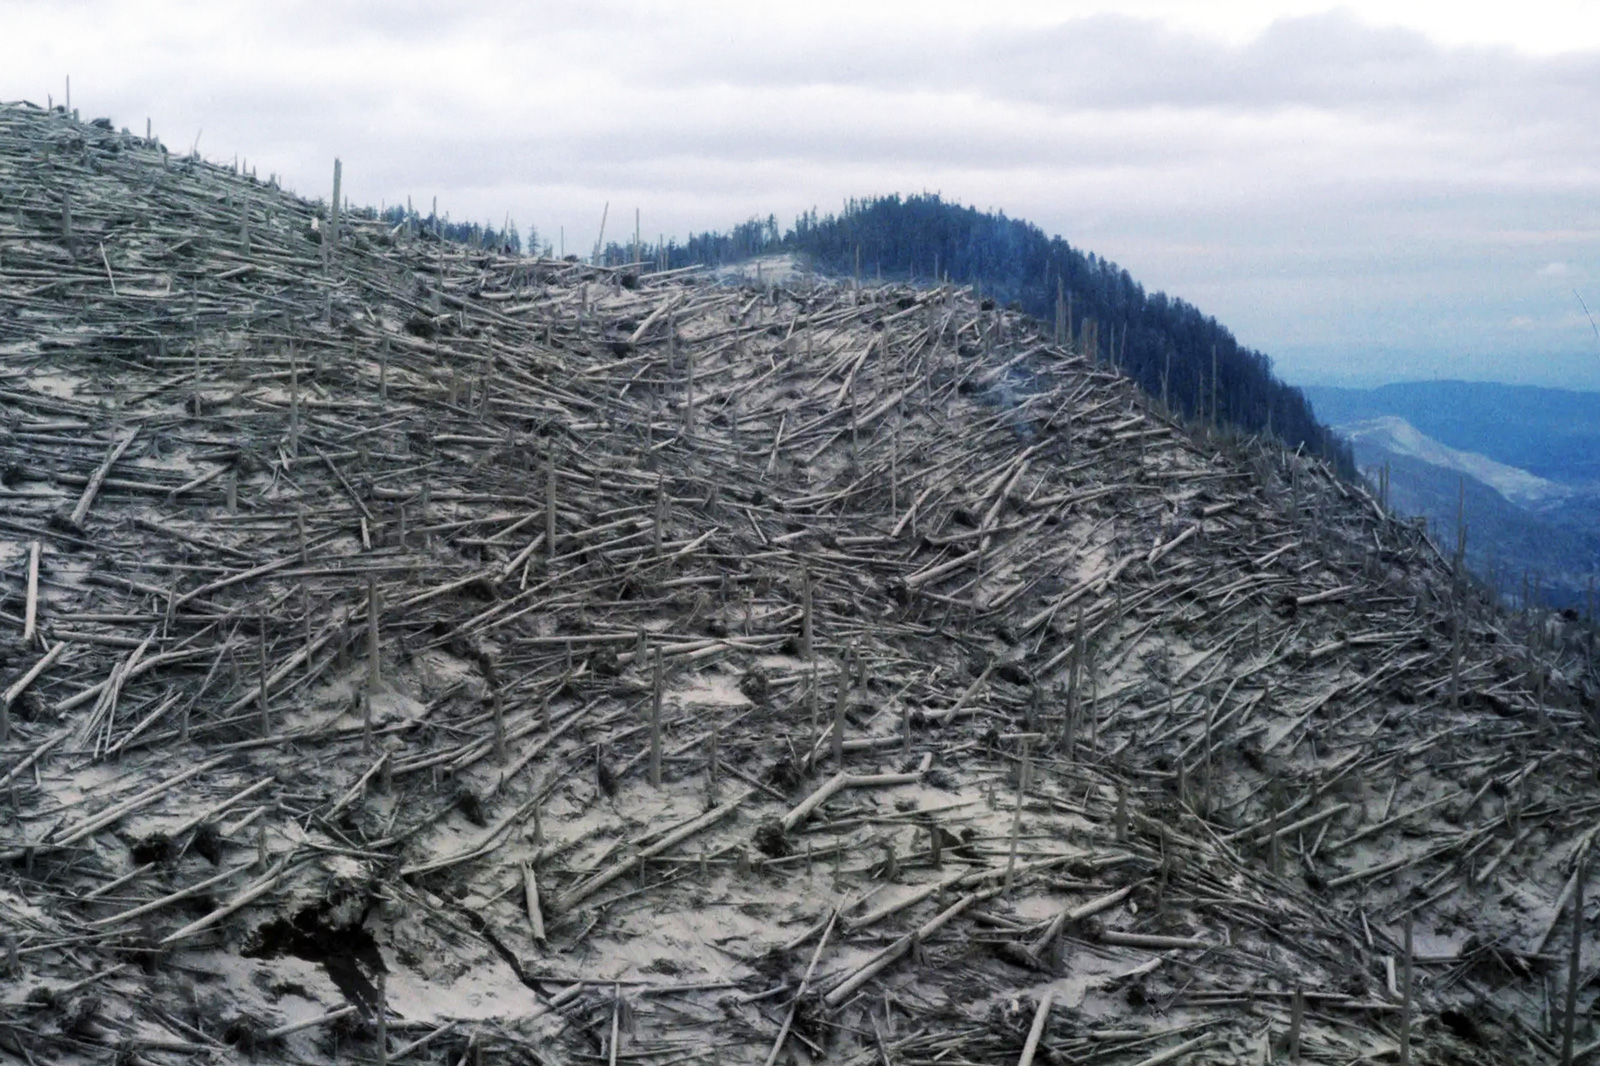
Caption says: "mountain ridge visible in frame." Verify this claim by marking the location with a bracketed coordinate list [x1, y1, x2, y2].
[649, 194, 1354, 474]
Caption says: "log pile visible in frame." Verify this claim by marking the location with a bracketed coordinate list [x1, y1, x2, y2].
[2, 99, 1598, 1064]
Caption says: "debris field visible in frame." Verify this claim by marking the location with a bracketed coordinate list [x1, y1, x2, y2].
[2, 101, 1599, 1064]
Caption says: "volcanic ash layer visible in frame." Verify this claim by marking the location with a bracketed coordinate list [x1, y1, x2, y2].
[1, 101, 1598, 1064]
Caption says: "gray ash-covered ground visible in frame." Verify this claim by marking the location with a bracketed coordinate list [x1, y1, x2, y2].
[1, 100, 1599, 1064]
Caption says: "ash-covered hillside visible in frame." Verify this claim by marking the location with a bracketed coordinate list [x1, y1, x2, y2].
[2, 101, 1599, 1065]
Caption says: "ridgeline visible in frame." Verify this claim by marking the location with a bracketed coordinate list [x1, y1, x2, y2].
[652, 194, 1351, 473]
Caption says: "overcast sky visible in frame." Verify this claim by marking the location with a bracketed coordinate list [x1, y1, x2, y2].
[7, 1, 1600, 388]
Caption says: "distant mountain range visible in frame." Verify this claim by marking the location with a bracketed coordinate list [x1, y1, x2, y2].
[1306, 381, 1600, 609]
[1307, 381, 1600, 487]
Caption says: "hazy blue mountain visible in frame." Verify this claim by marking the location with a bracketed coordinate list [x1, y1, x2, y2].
[1305, 381, 1600, 486]
[1308, 382, 1600, 610]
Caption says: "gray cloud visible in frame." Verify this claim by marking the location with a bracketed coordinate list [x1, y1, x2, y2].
[5, 1, 1599, 387]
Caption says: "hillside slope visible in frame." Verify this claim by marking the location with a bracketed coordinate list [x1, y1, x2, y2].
[1, 103, 1599, 1065]
[661, 195, 1354, 474]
